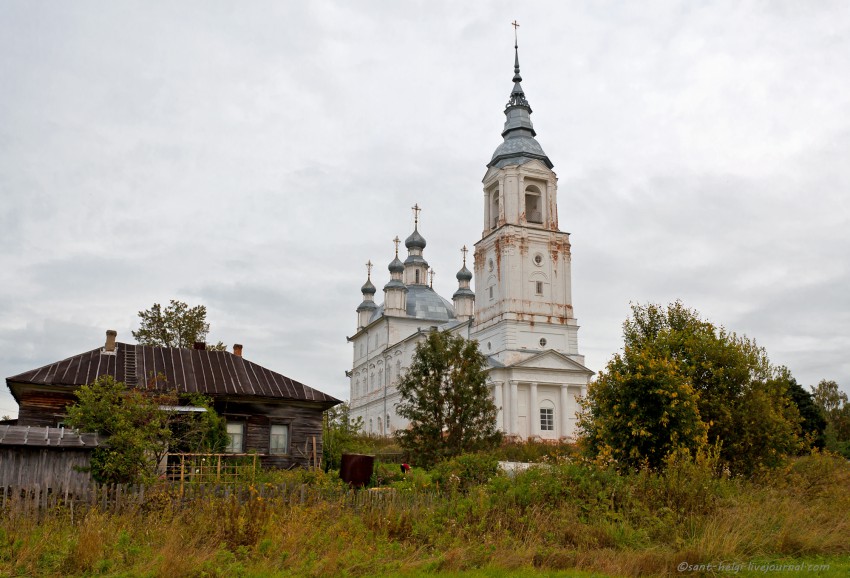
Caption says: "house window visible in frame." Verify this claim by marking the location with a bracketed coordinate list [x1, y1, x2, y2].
[270, 424, 289, 455]
[536, 281, 543, 295]
[225, 422, 244, 453]
[540, 407, 554, 431]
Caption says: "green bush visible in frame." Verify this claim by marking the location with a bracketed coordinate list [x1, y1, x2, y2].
[431, 452, 500, 492]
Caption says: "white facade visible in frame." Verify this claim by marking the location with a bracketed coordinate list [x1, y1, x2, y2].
[348, 44, 593, 440]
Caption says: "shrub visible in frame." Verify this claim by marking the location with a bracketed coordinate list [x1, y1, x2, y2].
[431, 453, 500, 492]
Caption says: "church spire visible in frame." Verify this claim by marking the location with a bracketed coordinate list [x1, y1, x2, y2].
[488, 23, 553, 169]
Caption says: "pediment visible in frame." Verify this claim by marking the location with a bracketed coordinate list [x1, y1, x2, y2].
[508, 350, 593, 374]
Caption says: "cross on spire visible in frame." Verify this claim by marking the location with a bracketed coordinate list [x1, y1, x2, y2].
[461, 245, 468, 266]
[512, 20, 520, 45]
[412, 203, 421, 227]
[429, 269, 435, 288]
[393, 236, 400, 257]
[366, 260, 373, 279]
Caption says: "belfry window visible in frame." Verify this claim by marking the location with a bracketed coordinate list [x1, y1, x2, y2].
[491, 190, 500, 229]
[525, 186, 542, 224]
[415, 269, 420, 284]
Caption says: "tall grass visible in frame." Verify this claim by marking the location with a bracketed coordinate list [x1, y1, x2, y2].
[1, 452, 848, 577]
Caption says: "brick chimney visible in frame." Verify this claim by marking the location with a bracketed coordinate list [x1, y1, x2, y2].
[233, 344, 243, 357]
[105, 330, 117, 352]
[193, 341, 206, 350]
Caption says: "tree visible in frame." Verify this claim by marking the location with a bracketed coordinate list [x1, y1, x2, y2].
[322, 401, 365, 471]
[395, 330, 502, 467]
[811, 379, 850, 457]
[132, 299, 226, 350]
[780, 373, 826, 450]
[579, 302, 803, 475]
[66, 375, 228, 484]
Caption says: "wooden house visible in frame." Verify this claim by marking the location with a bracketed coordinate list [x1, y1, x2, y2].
[5, 331, 341, 469]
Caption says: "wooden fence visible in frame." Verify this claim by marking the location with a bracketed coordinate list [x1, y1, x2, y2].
[0, 482, 439, 522]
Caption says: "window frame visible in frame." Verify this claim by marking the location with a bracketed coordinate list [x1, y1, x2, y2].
[225, 421, 245, 453]
[269, 423, 289, 455]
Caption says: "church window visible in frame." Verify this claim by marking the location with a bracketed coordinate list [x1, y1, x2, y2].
[540, 403, 555, 432]
[377, 417, 383, 435]
[525, 186, 543, 224]
[269, 424, 289, 455]
[536, 281, 543, 295]
[534, 253, 543, 266]
[491, 191, 500, 229]
[396, 360, 401, 382]
[386, 414, 390, 432]
[369, 419, 373, 434]
[489, 286, 494, 300]
[539, 338, 547, 347]
[415, 269, 420, 284]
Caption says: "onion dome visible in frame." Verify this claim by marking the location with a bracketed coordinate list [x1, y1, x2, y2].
[361, 278, 376, 295]
[388, 256, 404, 274]
[405, 227, 426, 250]
[456, 264, 472, 282]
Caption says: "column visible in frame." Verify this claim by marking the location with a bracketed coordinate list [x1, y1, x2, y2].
[560, 384, 570, 439]
[493, 382, 504, 432]
[529, 382, 538, 439]
[509, 380, 519, 436]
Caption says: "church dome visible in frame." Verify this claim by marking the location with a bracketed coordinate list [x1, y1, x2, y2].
[456, 264, 473, 282]
[388, 256, 404, 274]
[489, 134, 552, 169]
[405, 228, 426, 250]
[361, 278, 376, 295]
[370, 284, 456, 323]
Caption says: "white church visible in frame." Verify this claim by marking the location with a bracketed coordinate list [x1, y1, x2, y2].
[347, 41, 593, 441]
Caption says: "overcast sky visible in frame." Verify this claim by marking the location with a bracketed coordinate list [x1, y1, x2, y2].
[2, 1, 848, 417]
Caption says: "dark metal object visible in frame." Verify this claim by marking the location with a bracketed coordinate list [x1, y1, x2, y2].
[339, 453, 374, 487]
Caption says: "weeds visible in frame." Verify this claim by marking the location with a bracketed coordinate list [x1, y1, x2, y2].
[1, 453, 848, 577]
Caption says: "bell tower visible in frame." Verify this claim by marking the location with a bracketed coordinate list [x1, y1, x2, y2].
[471, 34, 583, 368]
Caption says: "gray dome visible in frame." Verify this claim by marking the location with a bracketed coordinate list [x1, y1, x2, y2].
[405, 227, 426, 250]
[370, 284, 456, 323]
[456, 265, 472, 282]
[489, 134, 552, 169]
[388, 256, 404, 273]
[361, 279, 376, 295]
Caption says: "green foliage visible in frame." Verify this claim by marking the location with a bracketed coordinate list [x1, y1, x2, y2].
[782, 374, 827, 449]
[395, 330, 502, 467]
[811, 379, 850, 456]
[580, 301, 804, 475]
[322, 401, 365, 471]
[132, 299, 226, 350]
[66, 375, 227, 484]
[431, 452, 500, 492]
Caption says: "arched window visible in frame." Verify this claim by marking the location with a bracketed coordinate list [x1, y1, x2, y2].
[355, 379, 360, 398]
[369, 418, 373, 434]
[540, 399, 555, 432]
[491, 190, 500, 229]
[377, 417, 383, 435]
[415, 269, 420, 284]
[525, 185, 542, 224]
[386, 414, 391, 433]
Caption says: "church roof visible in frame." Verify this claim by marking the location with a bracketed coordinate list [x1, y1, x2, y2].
[370, 284, 456, 323]
[7, 342, 340, 406]
[405, 227, 426, 250]
[488, 40, 553, 170]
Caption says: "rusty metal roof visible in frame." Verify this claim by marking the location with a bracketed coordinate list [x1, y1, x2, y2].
[0, 425, 102, 448]
[7, 342, 340, 407]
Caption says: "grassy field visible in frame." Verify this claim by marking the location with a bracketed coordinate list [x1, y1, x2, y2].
[1, 450, 848, 577]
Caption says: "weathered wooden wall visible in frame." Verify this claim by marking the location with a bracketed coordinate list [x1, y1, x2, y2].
[216, 399, 324, 469]
[0, 448, 93, 493]
[15, 388, 77, 427]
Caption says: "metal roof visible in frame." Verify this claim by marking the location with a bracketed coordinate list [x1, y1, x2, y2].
[0, 425, 102, 448]
[370, 284, 456, 323]
[7, 342, 340, 407]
